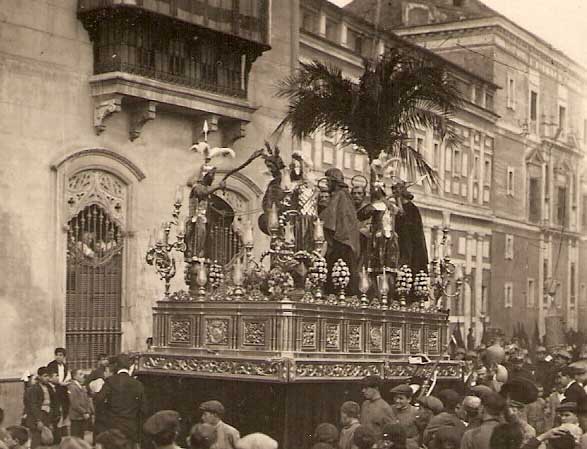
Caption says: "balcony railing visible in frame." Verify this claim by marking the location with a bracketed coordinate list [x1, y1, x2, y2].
[79, 0, 269, 46]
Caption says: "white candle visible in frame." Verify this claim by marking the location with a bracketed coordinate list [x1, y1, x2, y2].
[314, 218, 324, 241]
[175, 186, 184, 203]
[243, 220, 254, 245]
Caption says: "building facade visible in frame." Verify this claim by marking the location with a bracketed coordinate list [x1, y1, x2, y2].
[345, 0, 587, 339]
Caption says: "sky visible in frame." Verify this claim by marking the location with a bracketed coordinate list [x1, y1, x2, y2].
[330, 0, 587, 68]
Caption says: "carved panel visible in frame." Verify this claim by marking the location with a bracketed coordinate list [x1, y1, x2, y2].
[205, 319, 229, 345]
[66, 170, 126, 224]
[427, 327, 440, 354]
[293, 361, 383, 380]
[140, 355, 287, 381]
[409, 327, 422, 353]
[369, 325, 383, 353]
[385, 361, 463, 380]
[243, 320, 266, 347]
[170, 318, 192, 344]
[325, 323, 341, 351]
[388, 325, 403, 352]
[301, 322, 317, 350]
[347, 324, 362, 352]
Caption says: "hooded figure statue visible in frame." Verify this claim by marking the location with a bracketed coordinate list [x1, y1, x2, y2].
[320, 168, 361, 294]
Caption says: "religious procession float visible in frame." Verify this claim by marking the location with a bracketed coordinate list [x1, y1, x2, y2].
[136, 133, 464, 448]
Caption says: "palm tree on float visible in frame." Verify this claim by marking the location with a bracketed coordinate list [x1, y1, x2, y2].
[276, 46, 463, 186]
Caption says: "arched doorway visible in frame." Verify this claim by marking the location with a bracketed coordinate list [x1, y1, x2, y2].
[206, 194, 242, 265]
[65, 170, 126, 369]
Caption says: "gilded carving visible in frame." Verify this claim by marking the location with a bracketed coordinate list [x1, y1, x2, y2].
[140, 355, 286, 381]
[206, 319, 229, 345]
[170, 319, 191, 343]
[409, 327, 422, 353]
[243, 321, 266, 346]
[388, 326, 402, 352]
[325, 324, 340, 350]
[302, 322, 317, 348]
[385, 362, 462, 379]
[428, 328, 440, 353]
[348, 325, 362, 351]
[370, 326, 383, 352]
[294, 362, 382, 379]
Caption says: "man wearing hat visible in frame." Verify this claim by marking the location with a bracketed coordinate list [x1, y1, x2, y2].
[25, 366, 57, 449]
[422, 389, 466, 447]
[461, 396, 482, 429]
[389, 385, 419, 449]
[187, 424, 217, 449]
[533, 346, 555, 396]
[143, 410, 181, 449]
[460, 392, 505, 449]
[199, 401, 239, 449]
[557, 366, 587, 431]
[359, 376, 396, 440]
[506, 400, 536, 445]
[415, 396, 443, 440]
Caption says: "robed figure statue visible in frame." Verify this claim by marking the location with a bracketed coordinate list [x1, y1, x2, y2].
[320, 168, 361, 294]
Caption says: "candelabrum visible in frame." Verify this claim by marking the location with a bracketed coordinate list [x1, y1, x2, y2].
[429, 227, 464, 309]
[146, 188, 186, 296]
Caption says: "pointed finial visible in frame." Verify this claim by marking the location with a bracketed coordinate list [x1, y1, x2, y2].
[203, 120, 209, 142]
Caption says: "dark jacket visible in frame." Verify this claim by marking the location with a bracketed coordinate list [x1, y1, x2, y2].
[563, 381, 587, 412]
[46, 360, 71, 419]
[95, 372, 147, 442]
[24, 384, 58, 429]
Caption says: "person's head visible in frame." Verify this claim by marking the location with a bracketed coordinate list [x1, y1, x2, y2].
[350, 186, 366, 208]
[437, 389, 461, 414]
[317, 188, 331, 211]
[549, 432, 578, 449]
[464, 354, 476, 372]
[59, 437, 93, 449]
[381, 423, 406, 449]
[481, 392, 506, 418]
[507, 400, 526, 422]
[234, 433, 278, 449]
[143, 410, 181, 447]
[361, 376, 383, 400]
[325, 168, 346, 192]
[97, 353, 109, 367]
[187, 424, 217, 449]
[352, 426, 376, 449]
[453, 347, 466, 361]
[432, 427, 461, 449]
[461, 396, 482, 423]
[557, 402, 579, 424]
[535, 346, 547, 362]
[95, 430, 130, 449]
[49, 371, 60, 385]
[37, 366, 50, 385]
[199, 401, 224, 426]
[54, 347, 67, 363]
[115, 354, 131, 371]
[554, 350, 572, 366]
[390, 385, 412, 410]
[71, 369, 84, 384]
[340, 401, 360, 426]
[568, 363, 587, 384]
[1, 427, 17, 449]
[489, 423, 523, 449]
[314, 423, 338, 445]
[7, 426, 29, 448]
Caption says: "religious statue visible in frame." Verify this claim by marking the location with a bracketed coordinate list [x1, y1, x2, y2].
[258, 144, 287, 235]
[393, 180, 429, 273]
[319, 168, 361, 294]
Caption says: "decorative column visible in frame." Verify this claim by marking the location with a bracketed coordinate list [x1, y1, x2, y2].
[538, 233, 546, 337]
[463, 232, 474, 335]
[475, 234, 485, 346]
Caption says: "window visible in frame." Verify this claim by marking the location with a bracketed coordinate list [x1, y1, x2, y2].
[484, 160, 491, 184]
[325, 19, 339, 42]
[505, 234, 514, 260]
[483, 240, 490, 258]
[433, 143, 440, 169]
[528, 177, 541, 223]
[507, 74, 516, 109]
[485, 92, 494, 111]
[556, 186, 567, 225]
[462, 152, 469, 177]
[582, 195, 587, 231]
[416, 137, 424, 153]
[507, 167, 515, 196]
[347, 28, 362, 53]
[445, 147, 452, 170]
[475, 86, 483, 105]
[301, 10, 318, 33]
[527, 278, 535, 307]
[530, 90, 538, 133]
[453, 149, 461, 176]
[559, 105, 567, 134]
[504, 282, 513, 308]
[581, 283, 587, 309]
[458, 236, 466, 255]
[473, 155, 480, 179]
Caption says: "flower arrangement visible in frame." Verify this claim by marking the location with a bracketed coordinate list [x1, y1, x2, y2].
[267, 267, 294, 296]
[396, 265, 413, 298]
[208, 261, 224, 289]
[307, 254, 328, 289]
[413, 270, 430, 299]
[332, 259, 350, 291]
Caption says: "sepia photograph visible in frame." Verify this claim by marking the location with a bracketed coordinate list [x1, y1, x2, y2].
[0, 0, 586, 448]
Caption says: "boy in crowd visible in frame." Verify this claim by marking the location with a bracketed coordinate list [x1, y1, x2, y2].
[68, 369, 94, 438]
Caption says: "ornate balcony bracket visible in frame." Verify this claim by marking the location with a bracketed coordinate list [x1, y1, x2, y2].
[224, 119, 248, 146]
[94, 95, 122, 135]
[130, 101, 157, 141]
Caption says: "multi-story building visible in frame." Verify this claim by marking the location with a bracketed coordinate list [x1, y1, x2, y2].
[345, 0, 587, 339]
[299, 0, 499, 345]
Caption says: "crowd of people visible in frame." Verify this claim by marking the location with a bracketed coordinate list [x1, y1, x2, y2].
[4, 343, 587, 449]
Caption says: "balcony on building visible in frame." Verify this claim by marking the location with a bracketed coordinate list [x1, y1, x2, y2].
[78, 0, 270, 136]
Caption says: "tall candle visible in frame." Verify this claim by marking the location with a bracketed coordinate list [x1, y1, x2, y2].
[314, 218, 324, 241]
[242, 220, 254, 246]
[175, 186, 184, 203]
[177, 215, 185, 235]
[268, 203, 279, 230]
[284, 223, 294, 243]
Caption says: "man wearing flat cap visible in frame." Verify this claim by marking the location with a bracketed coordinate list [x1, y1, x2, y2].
[143, 410, 181, 449]
[557, 366, 587, 431]
[390, 384, 419, 449]
[187, 423, 217, 449]
[199, 401, 239, 449]
[359, 376, 396, 440]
